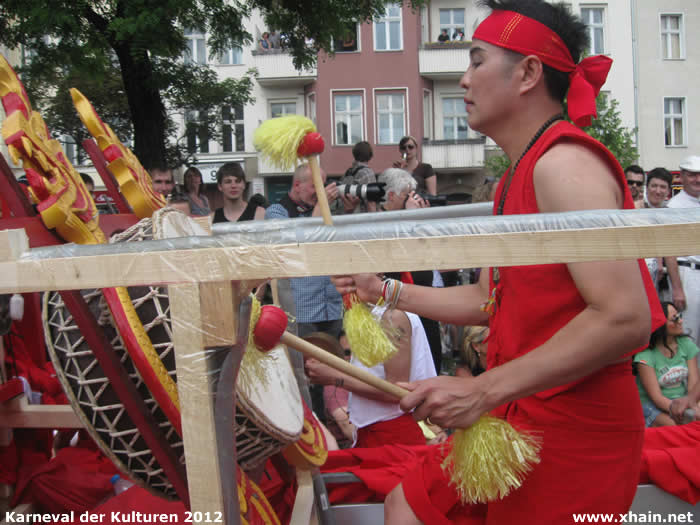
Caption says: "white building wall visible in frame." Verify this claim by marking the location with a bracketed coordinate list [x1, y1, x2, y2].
[634, 1, 700, 171]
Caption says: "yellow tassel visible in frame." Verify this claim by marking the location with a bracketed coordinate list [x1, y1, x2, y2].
[239, 295, 274, 391]
[343, 294, 397, 368]
[442, 415, 541, 504]
[253, 115, 316, 171]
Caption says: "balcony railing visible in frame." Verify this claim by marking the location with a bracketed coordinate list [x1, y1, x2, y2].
[252, 49, 317, 87]
[422, 137, 486, 170]
[418, 42, 470, 80]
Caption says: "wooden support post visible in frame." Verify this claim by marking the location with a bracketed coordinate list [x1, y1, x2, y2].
[170, 281, 242, 525]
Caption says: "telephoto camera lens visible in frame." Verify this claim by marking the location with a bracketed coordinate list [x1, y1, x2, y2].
[337, 182, 386, 203]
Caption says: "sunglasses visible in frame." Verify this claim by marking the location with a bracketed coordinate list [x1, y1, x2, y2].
[670, 312, 683, 323]
[399, 144, 416, 151]
[627, 180, 644, 187]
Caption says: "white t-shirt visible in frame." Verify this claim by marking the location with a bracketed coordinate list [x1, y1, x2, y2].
[348, 305, 437, 429]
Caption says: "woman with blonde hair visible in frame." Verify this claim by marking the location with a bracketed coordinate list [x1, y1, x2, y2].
[459, 326, 489, 376]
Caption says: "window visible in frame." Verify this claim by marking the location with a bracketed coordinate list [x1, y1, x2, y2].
[423, 90, 433, 140]
[581, 7, 605, 54]
[307, 94, 317, 125]
[184, 28, 207, 64]
[60, 135, 79, 166]
[222, 105, 244, 153]
[215, 45, 243, 65]
[376, 93, 405, 144]
[334, 94, 363, 145]
[270, 102, 297, 118]
[443, 97, 468, 140]
[439, 8, 465, 41]
[185, 110, 209, 153]
[660, 14, 684, 60]
[334, 24, 358, 52]
[374, 3, 402, 51]
[664, 97, 685, 147]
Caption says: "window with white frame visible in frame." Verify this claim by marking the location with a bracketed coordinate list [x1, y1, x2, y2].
[215, 45, 243, 65]
[270, 101, 297, 118]
[184, 28, 207, 64]
[186, 110, 209, 153]
[423, 90, 433, 140]
[439, 9, 465, 41]
[374, 3, 402, 51]
[376, 92, 405, 144]
[442, 97, 468, 140]
[334, 94, 363, 145]
[660, 14, 684, 60]
[222, 105, 244, 153]
[664, 97, 685, 147]
[307, 94, 317, 125]
[581, 7, 605, 54]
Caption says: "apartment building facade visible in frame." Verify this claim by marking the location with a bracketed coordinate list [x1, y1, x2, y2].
[633, 1, 700, 171]
[5, 1, 685, 203]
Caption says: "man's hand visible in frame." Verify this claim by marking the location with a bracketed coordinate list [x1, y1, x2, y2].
[340, 193, 360, 213]
[305, 358, 339, 386]
[324, 182, 339, 202]
[398, 375, 490, 429]
[672, 287, 687, 312]
[404, 190, 429, 209]
[331, 274, 382, 303]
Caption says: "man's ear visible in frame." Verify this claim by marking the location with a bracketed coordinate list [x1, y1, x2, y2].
[518, 55, 545, 95]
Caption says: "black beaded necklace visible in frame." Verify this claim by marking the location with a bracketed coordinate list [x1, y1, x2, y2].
[495, 113, 565, 216]
[485, 113, 565, 298]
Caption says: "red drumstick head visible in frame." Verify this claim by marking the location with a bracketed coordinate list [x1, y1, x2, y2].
[253, 305, 288, 351]
[297, 132, 325, 157]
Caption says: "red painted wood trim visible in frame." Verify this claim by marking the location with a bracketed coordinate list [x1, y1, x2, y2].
[82, 139, 131, 214]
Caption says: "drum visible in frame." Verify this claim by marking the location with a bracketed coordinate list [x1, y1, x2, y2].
[45, 208, 304, 497]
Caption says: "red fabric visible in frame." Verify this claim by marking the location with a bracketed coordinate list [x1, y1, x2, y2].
[355, 414, 425, 449]
[12, 446, 117, 512]
[472, 10, 612, 127]
[489, 121, 665, 399]
[640, 422, 700, 504]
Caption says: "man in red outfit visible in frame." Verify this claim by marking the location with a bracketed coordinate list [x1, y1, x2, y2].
[333, 0, 665, 523]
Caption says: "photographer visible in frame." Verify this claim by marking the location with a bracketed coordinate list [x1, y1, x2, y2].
[342, 141, 377, 213]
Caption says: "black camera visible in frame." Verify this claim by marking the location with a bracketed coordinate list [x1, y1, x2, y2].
[337, 182, 386, 203]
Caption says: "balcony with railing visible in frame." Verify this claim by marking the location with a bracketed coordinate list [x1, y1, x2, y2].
[418, 41, 470, 80]
[422, 136, 485, 170]
[251, 49, 317, 87]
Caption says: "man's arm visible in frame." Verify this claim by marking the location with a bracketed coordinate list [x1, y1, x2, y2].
[664, 257, 686, 311]
[400, 143, 652, 428]
[333, 269, 490, 327]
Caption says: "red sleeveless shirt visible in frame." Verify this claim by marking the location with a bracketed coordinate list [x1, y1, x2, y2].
[488, 121, 664, 399]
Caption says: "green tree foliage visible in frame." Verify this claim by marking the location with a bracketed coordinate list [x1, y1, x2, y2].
[0, 0, 424, 169]
[581, 94, 638, 170]
[483, 93, 638, 181]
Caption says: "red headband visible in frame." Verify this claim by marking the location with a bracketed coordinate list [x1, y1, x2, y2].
[473, 10, 612, 127]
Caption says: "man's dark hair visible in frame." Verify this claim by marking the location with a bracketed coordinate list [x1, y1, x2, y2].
[624, 164, 645, 176]
[646, 167, 672, 188]
[352, 141, 373, 162]
[480, 0, 589, 102]
[216, 162, 246, 186]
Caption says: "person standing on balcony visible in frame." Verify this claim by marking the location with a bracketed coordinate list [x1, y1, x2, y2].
[259, 32, 271, 52]
[392, 136, 437, 196]
[437, 29, 450, 43]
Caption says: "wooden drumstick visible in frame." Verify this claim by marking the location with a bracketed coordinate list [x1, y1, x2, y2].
[280, 331, 408, 399]
[253, 304, 408, 399]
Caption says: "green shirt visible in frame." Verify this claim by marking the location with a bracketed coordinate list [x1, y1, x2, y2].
[634, 336, 700, 405]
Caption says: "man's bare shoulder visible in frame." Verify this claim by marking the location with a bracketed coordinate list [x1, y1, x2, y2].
[534, 141, 623, 213]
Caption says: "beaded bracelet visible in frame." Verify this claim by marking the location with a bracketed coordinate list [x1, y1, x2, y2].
[381, 278, 403, 309]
